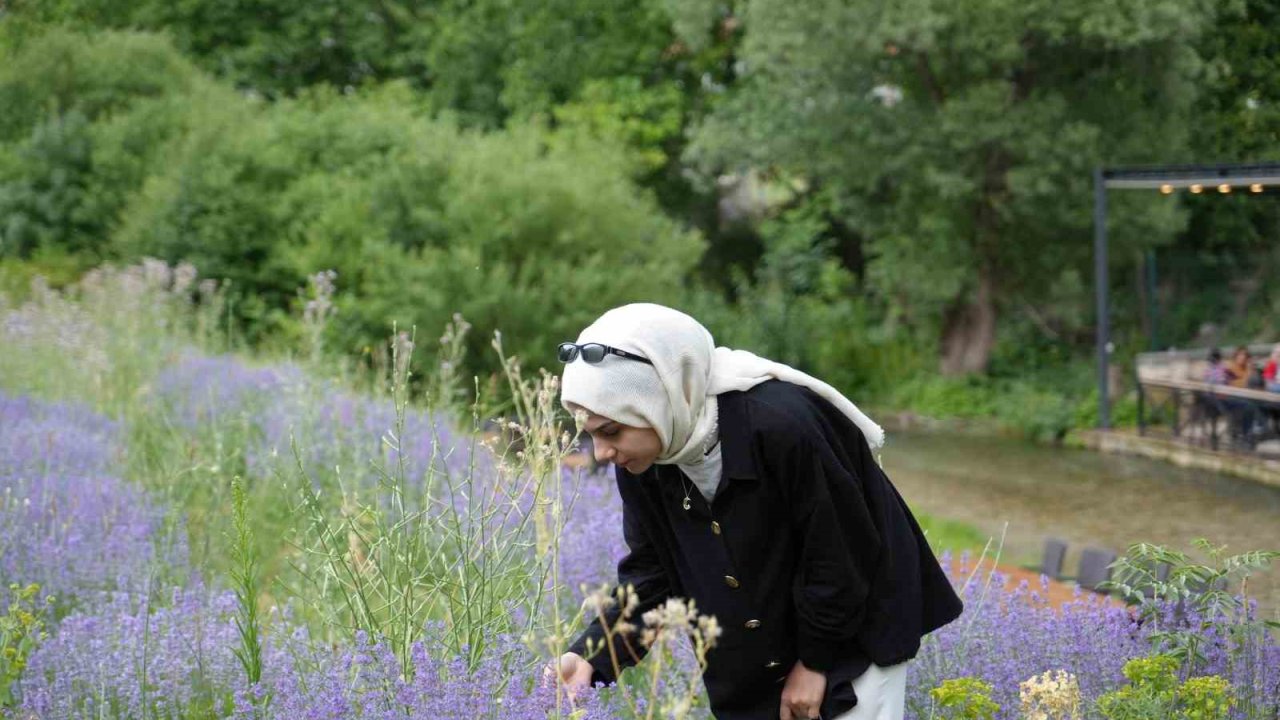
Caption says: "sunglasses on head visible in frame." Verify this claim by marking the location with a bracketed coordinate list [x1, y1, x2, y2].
[557, 342, 653, 366]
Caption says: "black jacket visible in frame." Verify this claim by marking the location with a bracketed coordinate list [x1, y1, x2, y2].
[569, 380, 963, 719]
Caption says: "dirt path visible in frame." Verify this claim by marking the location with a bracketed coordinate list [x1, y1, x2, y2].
[948, 557, 1129, 611]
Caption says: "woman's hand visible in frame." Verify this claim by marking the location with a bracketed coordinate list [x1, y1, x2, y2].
[543, 652, 594, 702]
[779, 660, 827, 720]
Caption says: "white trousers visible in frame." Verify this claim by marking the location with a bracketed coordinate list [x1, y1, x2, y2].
[832, 661, 909, 720]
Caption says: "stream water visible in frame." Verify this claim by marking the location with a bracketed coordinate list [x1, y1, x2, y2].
[881, 430, 1280, 617]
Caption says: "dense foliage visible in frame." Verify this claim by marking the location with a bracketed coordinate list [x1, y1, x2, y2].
[3, 2, 1280, 433]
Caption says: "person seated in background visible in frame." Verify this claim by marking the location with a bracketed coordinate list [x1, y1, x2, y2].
[1226, 345, 1253, 388]
[1265, 345, 1280, 392]
[1262, 345, 1280, 435]
[1203, 347, 1262, 445]
[1204, 348, 1228, 384]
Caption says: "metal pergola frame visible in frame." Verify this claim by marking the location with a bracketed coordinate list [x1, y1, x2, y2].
[1093, 161, 1280, 429]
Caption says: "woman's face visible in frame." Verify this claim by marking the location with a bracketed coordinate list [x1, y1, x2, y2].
[1235, 349, 1250, 364]
[575, 408, 663, 473]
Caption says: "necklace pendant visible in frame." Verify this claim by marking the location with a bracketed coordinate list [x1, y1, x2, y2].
[682, 496, 692, 511]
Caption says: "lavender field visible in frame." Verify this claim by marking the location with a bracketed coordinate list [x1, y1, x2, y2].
[1, 263, 1276, 719]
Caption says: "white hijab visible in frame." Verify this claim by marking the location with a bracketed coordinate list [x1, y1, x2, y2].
[560, 304, 884, 471]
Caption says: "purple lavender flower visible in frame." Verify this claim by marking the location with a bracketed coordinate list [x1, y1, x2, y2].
[0, 392, 187, 606]
[5, 344, 1274, 719]
[558, 467, 627, 604]
[903, 551, 1280, 719]
[19, 587, 242, 718]
[151, 352, 304, 429]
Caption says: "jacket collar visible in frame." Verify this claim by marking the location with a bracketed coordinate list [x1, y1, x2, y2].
[716, 390, 758, 480]
[629, 390, 759, 489]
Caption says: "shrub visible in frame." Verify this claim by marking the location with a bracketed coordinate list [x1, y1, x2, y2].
[0, 28, 200, 144]
[0, 111, 99, 258]
[118, 84, 703, 369]
[930, 677, 1000, 720]
[0, 28, 238, 262]
[1096, 655, 1234, 720]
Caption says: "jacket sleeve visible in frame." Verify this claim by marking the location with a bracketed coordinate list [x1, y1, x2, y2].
[782, 430, 883, 672]
[567, 472, 674, 684]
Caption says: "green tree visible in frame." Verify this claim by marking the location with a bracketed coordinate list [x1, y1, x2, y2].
[423, 0, 741, 243]
[0, 111, 97, 258]
[5, 0, 740, 260]
[690, 0, 1214, 374]
[0, 28, 226, 263]
[0, 27, 200, 143]
[5, 0, 703, 123]
[1153, 0, 1280, 347]
[1, 0, 434, 98]
[1197, 0, 1280, 160]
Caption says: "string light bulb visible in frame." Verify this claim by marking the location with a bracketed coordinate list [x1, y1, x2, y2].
[1159, 184, 1174, 194]
[1250, 183, 1264, 193]
[1218, 184, 1232, 193]
[1190, 184, 1203, 194]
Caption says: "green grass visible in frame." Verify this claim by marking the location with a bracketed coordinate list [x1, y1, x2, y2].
[916, 512, 990, 556]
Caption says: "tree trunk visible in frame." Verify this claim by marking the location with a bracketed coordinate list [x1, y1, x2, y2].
[939, 141, 1010, 377]
[939, 262, 997, 376]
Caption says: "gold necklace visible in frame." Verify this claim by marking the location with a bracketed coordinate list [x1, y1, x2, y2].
[677, 414, 719, 512]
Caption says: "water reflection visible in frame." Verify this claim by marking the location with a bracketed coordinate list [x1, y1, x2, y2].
[883, 430, 1280, 618]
